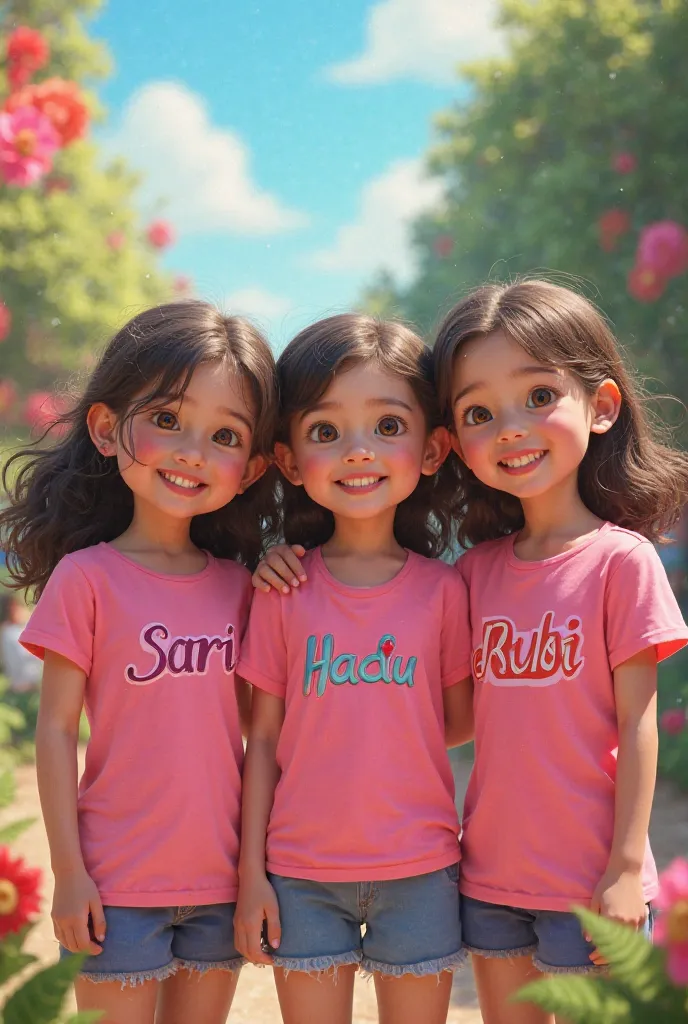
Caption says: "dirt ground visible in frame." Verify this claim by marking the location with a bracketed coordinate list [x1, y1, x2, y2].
[2, 754, 687, 1023]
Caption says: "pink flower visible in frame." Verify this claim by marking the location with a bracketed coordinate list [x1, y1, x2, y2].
[24, 391, 66, 433]
[637, 221, 688, 280]
[654, 858, 688, 986]
[107, 231, 126, 251]
[0, 847, 41, 939]
[6, 27, 49, 92]
[660, 708, 686, 736]
[433, 234, 454, 259]
[173, 274, 192, 295]
[613, 152, 637, 174]
[0, 379, 17, 419]
[0, 302, 11, 341]
[0, 106, 60, 187]
[627, 264, 666, 302]
[146, 220, 175, 249]
[598, 209, 631, 252]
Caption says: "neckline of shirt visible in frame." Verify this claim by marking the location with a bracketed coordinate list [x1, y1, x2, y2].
[96, 542, 215, 582]
[505, 520, 613, 571]
[311, 545, 416, 597]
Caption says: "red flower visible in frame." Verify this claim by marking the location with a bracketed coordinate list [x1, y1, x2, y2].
[5, 79, 89, 146]
[0, 847, 41, 939]
[0, 301, 11, 341]
[24, 390, 66, 433]
[627, 264, 666, 302]
[612, 152, 636, 175]
[660, 708, 686, 736]
[598, 209, 630, 252]
[107, 230, 126, 251]
[433, 234, 454, 259]
[6, 27, 49, 92]
[173, 274, 192, 295]
[637, 221, 688, 280]
[146, 220, 175, 249]
[44, 174, 71, 194]
[0, 378, 17, 418]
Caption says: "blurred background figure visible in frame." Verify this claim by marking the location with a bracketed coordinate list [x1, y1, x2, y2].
[0, 594, 41, 693]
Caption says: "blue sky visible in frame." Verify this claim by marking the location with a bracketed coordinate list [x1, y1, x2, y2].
[93, 0, 500, 346]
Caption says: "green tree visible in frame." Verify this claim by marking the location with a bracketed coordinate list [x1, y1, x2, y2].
[0, 0, 169, 399]
[368, 0, 688, 400]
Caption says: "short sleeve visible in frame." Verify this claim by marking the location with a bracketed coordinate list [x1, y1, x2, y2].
[19, 556, 95, 675]
[236, 587, 288, 697]
[440, 570, 472, 688]
[606, 541, 688, 670]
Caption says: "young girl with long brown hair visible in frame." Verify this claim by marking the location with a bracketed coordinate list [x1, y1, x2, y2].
[234, 313, 474, 1024]
[0, 301, 277, 1024]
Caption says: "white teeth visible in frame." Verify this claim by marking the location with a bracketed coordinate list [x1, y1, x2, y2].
[161, 471, 201, 489]
[500, 451, 545, 468]
[339, 476, 380, 488]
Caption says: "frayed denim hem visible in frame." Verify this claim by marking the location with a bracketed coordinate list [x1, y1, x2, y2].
[272, 950, 362, 981]
[172, 955, 245, 975]
[464, 943, 537, 960]
[361, 948, 467, 979]
[533, 957, 599, 975]
[80, 962, 177, 988]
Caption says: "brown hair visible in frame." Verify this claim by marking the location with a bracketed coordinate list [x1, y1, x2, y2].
[274, 313, 461, 557]
[1, 300, 279, 596]
[433, 279, 688, 547]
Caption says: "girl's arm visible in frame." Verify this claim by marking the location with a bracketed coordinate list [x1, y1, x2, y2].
[235, 676, 252, 739]
[590, 647, 657, 930]
[36, 650, 106, 955]
[234, 688, 285, 964]
[251, 544, 307, 593]
[443, 676, 474, 748]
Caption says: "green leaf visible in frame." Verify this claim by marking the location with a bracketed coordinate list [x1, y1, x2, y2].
[0, 818, 36, 844]
[574, 909, 669, 999]
[0, 770, 16, 809]
[0, 946, 37, 985]
[515, 973, 631, 1023]
[3, 955, 86, 1024]
[63, 1012, 104, 1024]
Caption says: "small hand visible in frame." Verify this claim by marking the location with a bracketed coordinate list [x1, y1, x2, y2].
[251, 544, 307, 594]
[52, 869, 106, 955]
[587, 868, 646, 965]
[234, 873, 281, 965]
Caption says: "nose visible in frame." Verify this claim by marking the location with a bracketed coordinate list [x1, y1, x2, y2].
[343, 439, 375, 464]
[172, 436, 206, 469]
[495, 410, 528, 445]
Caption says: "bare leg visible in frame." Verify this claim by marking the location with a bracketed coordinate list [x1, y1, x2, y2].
[374, 970, 454, 1024]
[156, 967, 240, 1024]
[75, 977, 158, 1024]
[472, 954, 554, 1024]
[274, 964, 357, 1024]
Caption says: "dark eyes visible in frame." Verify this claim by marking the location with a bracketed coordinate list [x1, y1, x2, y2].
[307, 417, 406, 442]
[526, 387, 556, 409]
[152, 412, 239, 447]
[308, 422, 339, 443]
[376, 416, 403, 436]
[464, 406, 492, 426]
[463, 387, 557, 425]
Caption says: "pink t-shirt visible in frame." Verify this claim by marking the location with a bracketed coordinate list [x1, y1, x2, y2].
[457, 523, 688, 912]
[21, 543, 251, 907]
[237, 547, 471, 882]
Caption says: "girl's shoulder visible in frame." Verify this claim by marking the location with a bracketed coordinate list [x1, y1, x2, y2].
[454, 536, 512, 579]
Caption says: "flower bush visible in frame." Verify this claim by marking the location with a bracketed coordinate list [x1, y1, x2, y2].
[516, 859, 688, 1022]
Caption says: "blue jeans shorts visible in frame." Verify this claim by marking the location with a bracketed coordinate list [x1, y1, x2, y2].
[60, 903, 244, 987]
[461, 895, 654, 974]
[268, 864, 466, 977]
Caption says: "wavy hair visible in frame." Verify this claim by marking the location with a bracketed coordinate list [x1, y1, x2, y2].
[273, 313, 461, 558]
[433, 279, 688, 547]
[1, 300, 279, 596]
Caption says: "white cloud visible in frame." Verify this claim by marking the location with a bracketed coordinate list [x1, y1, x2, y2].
[106, 82, 306, 236]
[326, 0, 502, 86]
[310, 159, 444, 284]
[222, 288, 294, 324]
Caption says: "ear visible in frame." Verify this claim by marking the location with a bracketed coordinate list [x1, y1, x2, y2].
[86, 403, 118, 457]
[274, 442, 303, 486]
[237, 453, 269, 495]
[420, 426, 452, 477]
[590, 379, 622, 435]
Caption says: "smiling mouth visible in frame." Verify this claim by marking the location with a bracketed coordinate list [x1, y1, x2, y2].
[158, 470, 207, 492]
[498, 450, 547, 471]
[336, 475, 386, 491]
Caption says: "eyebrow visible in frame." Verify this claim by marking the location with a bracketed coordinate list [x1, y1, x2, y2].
[453, 365, 561, 405]
[300, 397, 415, 419]
[180, 393, 254, 431]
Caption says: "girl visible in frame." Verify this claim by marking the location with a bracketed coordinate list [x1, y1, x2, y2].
[0, 301, 277, 1024]
[234, 314, 474, 1024]
[255, 280, 688, 1024]
[433, 279, 688, 1024]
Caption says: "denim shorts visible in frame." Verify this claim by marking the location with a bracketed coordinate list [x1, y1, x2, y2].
[268, 864, 466, 977]
[60, 903, 244, 987]
[461, 895, 654, 974]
